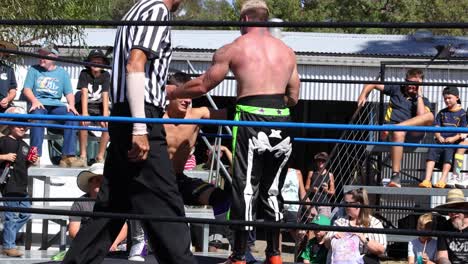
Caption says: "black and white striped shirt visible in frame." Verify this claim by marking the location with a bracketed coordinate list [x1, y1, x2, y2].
[111, 0, 172, 109]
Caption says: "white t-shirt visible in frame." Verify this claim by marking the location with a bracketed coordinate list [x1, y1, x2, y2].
[281, 168, 300, 212]
[408, 238, 437, 261]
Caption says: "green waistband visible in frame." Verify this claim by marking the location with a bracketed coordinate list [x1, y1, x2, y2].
[236, 105, 290, 116]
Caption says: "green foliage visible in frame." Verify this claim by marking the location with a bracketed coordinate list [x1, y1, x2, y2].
[0, 0, 134, 47]
[177, 0, 238, 29]
[0, 0, 466, 48]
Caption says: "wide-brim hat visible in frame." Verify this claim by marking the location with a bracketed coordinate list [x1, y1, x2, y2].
[0, 40, 18, 52]
[314, 152, 329, 161]
[77, 163, 104, 193]
[86, 49, 109, 65]
[38, 43, 59, 56]
[435, 189, 468, 210]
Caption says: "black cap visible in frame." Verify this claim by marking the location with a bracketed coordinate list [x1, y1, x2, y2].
[443, 86, 459, 97]
[86, 49, 109, 65]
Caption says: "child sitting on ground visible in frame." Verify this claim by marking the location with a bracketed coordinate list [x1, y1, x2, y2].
[408, 213, 437, 264]
[300, 214, 331, 264]
[419, 86, 466, 188]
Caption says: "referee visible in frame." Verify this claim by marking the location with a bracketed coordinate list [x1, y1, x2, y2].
[63, 1, 196, 264]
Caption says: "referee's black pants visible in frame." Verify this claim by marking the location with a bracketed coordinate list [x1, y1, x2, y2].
[63, 104, 197, 264]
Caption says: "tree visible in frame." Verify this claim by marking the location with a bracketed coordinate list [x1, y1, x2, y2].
[177, 0, 238, 29]
[0, 0, 118, 46]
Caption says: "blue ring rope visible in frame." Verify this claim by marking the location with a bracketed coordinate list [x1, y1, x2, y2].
[0, 120, 107, 132]
[2, 113, 468, 133]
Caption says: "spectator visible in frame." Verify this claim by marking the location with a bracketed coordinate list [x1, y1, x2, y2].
[305, 152, 335, 217]
[435, 189, 468, 264]
[299, 214, 330, 264]
[358, 68, 434, 188]
[281, 167, 307, 243]
[408, 213, 437, 264]
[76, 50, 110, 165]
[419, 86, 466, 189]
[69, 163, 127, 251]
[0, 40, 18, 136]
[325, 188, 387, 263]
[0, 40, 17, 113]
[22, 43, 85, 167]
[0, 106, 38, 257]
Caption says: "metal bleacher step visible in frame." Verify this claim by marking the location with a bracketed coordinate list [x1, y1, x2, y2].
[366, 145, 429, 153]
[343, 185, 468, 196]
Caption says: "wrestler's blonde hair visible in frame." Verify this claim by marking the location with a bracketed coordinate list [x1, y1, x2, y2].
[240, 0, 269, 21]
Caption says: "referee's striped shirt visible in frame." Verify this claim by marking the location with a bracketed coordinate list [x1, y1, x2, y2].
[111, 0, 172, 109]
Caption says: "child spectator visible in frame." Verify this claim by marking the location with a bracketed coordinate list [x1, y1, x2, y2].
[299, 214, 331, 264]
[358, 68, 434, 187]
[0, 106, 38, 257]
[408, 213, 437, 264]
[419, 86, 466, 188]
[76, 50, 110, 165]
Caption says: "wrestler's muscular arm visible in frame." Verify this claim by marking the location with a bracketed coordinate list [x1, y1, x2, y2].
[168, 44, 232, 99]
[126, 49, 150, 162]
[285, 51, 300, 107]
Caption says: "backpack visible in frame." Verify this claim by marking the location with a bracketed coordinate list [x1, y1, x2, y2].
[331, 233, 364, 264]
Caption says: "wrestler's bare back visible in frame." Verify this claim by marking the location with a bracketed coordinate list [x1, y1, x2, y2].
[224, 30, 298, 100]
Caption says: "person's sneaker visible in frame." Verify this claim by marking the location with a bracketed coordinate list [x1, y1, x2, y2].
[264, 255, 282, 264]
[220, 255, 246, 264]
[51, 250, 67, 261]
[418, 180, 432, 188]
[455, 174, 468, 189]
[434, 181, 446, 189]
[387, 173, 401, 188]
[128, 255, 145, 262]
[59, 156, 87, 168]
[3, 248, 23, 257]
[128, 241, 145, 262]
[446, 174, 460, 188]
[94, 158, 105, 164]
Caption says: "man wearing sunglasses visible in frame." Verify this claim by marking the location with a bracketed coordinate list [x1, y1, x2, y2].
[357, 68, 434, 188]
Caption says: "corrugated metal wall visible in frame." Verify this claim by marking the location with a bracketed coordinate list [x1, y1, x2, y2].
[14, 57, 468, 109]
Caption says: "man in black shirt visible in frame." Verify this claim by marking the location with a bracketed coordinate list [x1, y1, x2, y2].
[0, 106, 38, 257]
[436, 189, 468, 264]
[357, 68, 434, 187]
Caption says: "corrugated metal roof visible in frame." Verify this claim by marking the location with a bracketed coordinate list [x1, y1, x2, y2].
[74, 28, 468, 57]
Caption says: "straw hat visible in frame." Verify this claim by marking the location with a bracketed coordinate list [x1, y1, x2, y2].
[241, 0, 269, 15]
[0, 40, 18, 52]
[436, 189, 468, 209]
[77, 163, 104, 193]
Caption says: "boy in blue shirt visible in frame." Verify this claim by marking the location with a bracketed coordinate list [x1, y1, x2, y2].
[419, 86, 466, 188]
[22, 43, 85, 167]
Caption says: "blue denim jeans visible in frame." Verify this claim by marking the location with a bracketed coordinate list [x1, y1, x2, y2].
[3, 198, 31, 249]
[30, 106, 78, 156]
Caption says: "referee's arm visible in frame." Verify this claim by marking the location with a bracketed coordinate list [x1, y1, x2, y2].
[126, 48, 150, 162]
